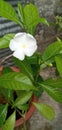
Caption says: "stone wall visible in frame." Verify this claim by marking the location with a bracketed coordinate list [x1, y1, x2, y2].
[34, 0, 62, 20]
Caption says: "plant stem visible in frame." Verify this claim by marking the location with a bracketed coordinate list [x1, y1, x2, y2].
[0, 54, 13, 65]
[16, 108, 23, 117]
[16, 109, 27, 130]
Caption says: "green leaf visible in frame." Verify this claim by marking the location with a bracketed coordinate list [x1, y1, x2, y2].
[0, 0, 22, 26]
[0, 67, 14, 102]
[0, 33, 15, 49]
[17, 104, 29, 111]
[55, 56, 62, 76]
[43, 78, 62, 88]
[40, 83, 62, 103]
[33, 103, 55, 120]
[12, 91, 32, 108]
[2, 111, 16, 130]
[0, 104, 8, 127]
[18, 2, 24, 23]
[23, 3, 48, 34]
[39, 17, 49, 26]
[0, 72, 35, 90]
[42, 40, 62, 62]
[26, 54, 37, 64]
[2, 67, 13, 74]
[0, 88, 14, 102]
[13, 57, 34, 81]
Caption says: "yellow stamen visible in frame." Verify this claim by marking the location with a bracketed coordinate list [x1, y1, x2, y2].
[22, 44, 26, 48]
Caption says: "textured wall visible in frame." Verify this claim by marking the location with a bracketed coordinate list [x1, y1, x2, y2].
[34, 0, 62, 19]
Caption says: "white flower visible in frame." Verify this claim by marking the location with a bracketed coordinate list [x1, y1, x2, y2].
[9, 32, 37, 60]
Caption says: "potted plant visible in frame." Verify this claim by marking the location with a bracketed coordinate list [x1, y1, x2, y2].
[0, 1, 62, 130]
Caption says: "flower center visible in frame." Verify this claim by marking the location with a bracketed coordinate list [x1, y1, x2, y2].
[22, 44, 26, 48]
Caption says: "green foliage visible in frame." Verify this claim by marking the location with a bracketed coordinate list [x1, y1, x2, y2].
[0, 0, 23, 27]
[42, 40, 62, 62]
[0, 88, 14, 102]
[13, 57, 34, 82]
[0, 104, 8, 127]
[0, 1, 48, 35]
[43, 78, 62, 88]
[33, 103, 55, 120]
[18, 2, 24, 23]
[2, 111, 16, 130]
[55, 16, 62, 31]
[0, 72, 35, 91]
[0, 34, 15, 49]
[40, 80, 62, 103]
[55, 56, 62, 76]
[23, 3, 49, 34]
[0, 0, 62, 129]
[12, 91, 32, 109]
[2, 67, 13, 74]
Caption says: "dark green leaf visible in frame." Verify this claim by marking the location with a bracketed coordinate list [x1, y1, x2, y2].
[0, 88, 14, 102]
[13, 57, 34, 81]
[34, 76, 43, 98]
[2, 67, 13, 74]
[2, 111, 16, 130]
[0, 104, 8, 127]
[33, 103, 55, 120]
[0, 72, 35, 90]
[26, 54, 37, 64]
[0, 33, 15, 49]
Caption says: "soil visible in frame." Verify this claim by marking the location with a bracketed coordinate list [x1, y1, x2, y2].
[35, 24, 62, 53]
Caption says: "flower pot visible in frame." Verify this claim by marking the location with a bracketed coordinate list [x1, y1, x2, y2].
[0, 66, 38, 128]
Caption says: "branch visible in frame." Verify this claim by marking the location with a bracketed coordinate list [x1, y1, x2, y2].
[0, 54, 13, 65]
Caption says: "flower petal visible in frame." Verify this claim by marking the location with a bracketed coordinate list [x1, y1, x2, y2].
[25, 44, 37, 56]
[14, 32, 23, 37]
[14, 33, 27, 43]
[13, 50, 25, 61]
[9, 39, 17, 51]
[9, 32, 37, 60]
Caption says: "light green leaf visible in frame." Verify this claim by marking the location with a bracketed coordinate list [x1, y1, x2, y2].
[18, 2, 24, 23]
[23, 3, 48, 34]
[0, 72, 35, 90]
[42, 40, 62, 62]
[39, 17, 49, 26]
[40, 83, 62, 102]
[55, 56, 62, 76]
[0, 104, 8, 127]
[12, 91, 32, 108]
[2, 111, 16, 130]
[17, 104, 29, 111]
[0, 33, 15, 49]
[43, 78, 62, 88]
[0, 0, 22, 26]
[33, 103, 55, 120]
